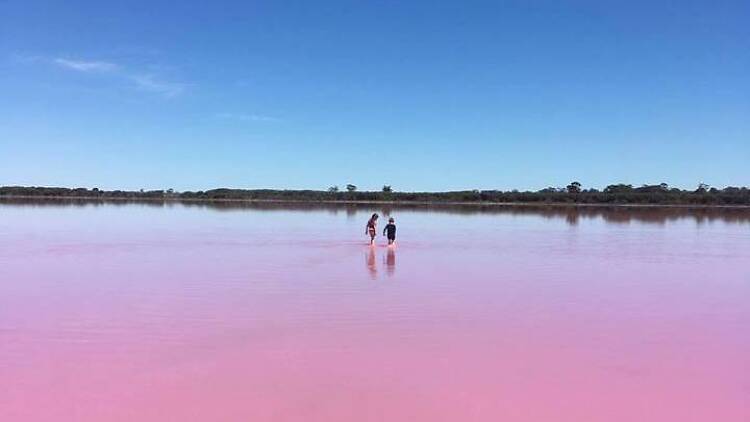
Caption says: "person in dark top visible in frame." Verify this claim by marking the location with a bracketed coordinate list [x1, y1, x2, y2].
[383, 217, 396, 245]
[365, 213, 379, 245]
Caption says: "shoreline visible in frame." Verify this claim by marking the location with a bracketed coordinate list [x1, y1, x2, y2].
[2, 195, 750, 210]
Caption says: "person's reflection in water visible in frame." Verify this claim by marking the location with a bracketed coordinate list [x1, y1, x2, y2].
[365, 247, 377, 279]
[385, 247, 396, 277]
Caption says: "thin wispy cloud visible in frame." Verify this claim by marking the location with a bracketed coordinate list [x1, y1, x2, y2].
[215, 112, 281, 122]
[53, 58, 119, 72]
[130, 74, 185, 98]
[18, 54, 187, 98]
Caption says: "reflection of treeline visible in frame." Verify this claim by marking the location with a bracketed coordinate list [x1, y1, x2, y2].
[1, 183, 750, 205]
[182, 202, 750, 224]
[3, 197, 749, 224]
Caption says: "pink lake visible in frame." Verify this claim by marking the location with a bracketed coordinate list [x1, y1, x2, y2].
[1, 200, 748, 421]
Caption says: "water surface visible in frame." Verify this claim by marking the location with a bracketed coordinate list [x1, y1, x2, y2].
[1, 201, 748, 421]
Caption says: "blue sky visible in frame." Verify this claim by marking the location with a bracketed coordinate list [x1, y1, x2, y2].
[1, 1, 748, 192]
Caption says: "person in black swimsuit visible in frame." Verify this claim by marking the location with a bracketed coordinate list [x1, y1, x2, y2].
[365, 213, 379, 245]
[383, 217, 396, 245]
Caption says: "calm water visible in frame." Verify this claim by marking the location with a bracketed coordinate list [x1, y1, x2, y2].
[1, 200, 748, 421]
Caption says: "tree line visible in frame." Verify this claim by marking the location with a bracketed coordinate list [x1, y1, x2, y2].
[1, 183, 749, 205]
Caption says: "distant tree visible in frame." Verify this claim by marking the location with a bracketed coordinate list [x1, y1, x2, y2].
[328, 185, 339, 193]
[167, 188, 174, 194]
[696, 183, 710, 193]
[636, 184, 668, 193]
[382, 185, 392, 193]
[604, 184, 634, 194]
[346, 184, 357, 192]
[566, 181, 582, 194]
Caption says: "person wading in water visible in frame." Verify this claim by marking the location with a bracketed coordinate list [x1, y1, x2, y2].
[365, 213, 379, 245]
[383, 217, 396, 245]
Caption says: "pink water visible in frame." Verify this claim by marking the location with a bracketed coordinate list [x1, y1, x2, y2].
[1, 201, 748, 421]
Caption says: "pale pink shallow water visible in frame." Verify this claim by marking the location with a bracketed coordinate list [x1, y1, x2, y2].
[1, 201, 748, 421]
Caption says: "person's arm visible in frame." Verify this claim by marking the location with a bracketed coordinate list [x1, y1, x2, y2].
[383, 226, 387, 236]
